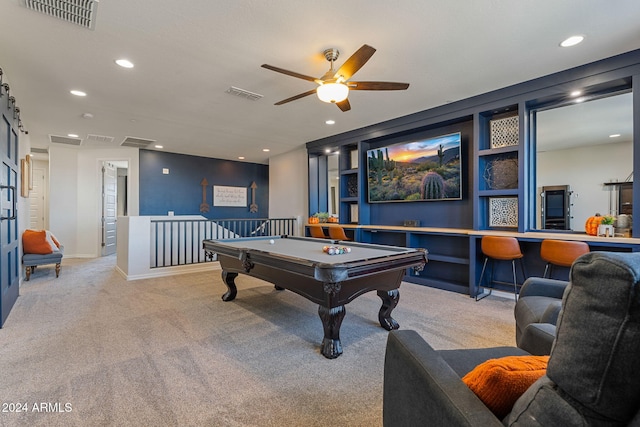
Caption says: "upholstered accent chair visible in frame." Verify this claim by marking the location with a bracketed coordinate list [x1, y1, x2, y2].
[23, 250, 64, 281]
[22, 229, 64, 281]
[383, 252, 640, 426]
[514, 276, 568, 355]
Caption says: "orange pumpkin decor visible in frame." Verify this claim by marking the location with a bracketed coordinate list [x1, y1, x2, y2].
[328, 217, 339, 223]
[585, 214, 604, 236]
[308, 216, 320, 224]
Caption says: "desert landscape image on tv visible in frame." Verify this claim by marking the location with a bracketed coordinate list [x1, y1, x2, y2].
[367, 132, 461, 202]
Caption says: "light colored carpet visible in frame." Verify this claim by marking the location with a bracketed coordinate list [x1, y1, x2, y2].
[0, 256, 516, 427]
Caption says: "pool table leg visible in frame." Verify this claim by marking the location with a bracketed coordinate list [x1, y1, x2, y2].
[221, 271, 238, 301]
[318, 305, 345, 359]
[377, 289, 400, 331]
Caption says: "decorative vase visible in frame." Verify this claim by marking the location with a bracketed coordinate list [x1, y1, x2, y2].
[597, 224, 615, 237]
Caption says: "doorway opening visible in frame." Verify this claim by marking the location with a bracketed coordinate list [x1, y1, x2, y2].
[28, 156, 49, 230]
[101, 160, 129, 256]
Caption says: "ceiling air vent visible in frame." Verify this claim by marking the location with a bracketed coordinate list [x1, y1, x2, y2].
[86, 134, 115, 144]
[121, 136, 155, 148]
[226, 86, 264, 101]
[49, 134, 82, 146]
[30, 147, 49, 154]
[22, 0, 99, 30]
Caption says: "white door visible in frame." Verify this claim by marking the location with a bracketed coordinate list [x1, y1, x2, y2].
[101, 161, 117, 256]
[29, 165, 46, 229]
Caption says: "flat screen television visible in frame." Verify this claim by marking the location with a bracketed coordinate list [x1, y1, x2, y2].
[366, 132, 462, 202]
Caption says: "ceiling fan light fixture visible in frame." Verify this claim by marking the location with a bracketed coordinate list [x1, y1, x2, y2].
[317, 83, 349, 103]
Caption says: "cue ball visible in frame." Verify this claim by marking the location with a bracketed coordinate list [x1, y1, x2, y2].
[269, 239, 275, 244]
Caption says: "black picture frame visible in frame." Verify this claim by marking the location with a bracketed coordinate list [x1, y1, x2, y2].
[366, 132, 462, 203]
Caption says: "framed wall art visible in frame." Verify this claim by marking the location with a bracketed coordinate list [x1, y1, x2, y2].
[367, 132, 462, 202]
[20, 158, 29, 197]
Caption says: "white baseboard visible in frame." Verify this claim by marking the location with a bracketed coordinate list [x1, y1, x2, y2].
[115, 261, 221, 281]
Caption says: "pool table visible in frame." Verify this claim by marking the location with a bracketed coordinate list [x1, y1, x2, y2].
[203, 235, 427, 359]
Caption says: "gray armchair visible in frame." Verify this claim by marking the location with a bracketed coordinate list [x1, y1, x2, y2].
[514, 276, 568, 355]
[383, 252, 640, 426]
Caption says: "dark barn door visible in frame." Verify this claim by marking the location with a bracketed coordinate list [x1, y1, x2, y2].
[0, 84, 20, 327]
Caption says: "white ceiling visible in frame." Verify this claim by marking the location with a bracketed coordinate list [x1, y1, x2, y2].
[1, 0, 639, 164]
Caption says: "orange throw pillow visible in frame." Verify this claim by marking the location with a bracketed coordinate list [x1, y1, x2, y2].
[462, 355, 549, 419]
[22, 229, 53, 255]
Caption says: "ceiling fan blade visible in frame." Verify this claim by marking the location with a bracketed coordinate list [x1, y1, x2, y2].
[348, 81, 410, 91]
[274, 89, 318, 105]
[336, 98, 351, 112]
[261, 64, 318, 83]
[334, 44, 376, 81]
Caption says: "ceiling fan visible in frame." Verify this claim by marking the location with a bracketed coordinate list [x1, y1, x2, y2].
[261, 44, 410, 112]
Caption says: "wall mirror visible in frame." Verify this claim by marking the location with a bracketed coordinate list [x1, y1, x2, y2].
[534, 90, 634, 232]
[327, 153, 339, 216]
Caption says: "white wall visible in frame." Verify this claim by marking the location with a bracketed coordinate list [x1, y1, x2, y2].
[49, 145, 140, 257]
[48, 144, 304, 258]
[268, 146, 308, 235]
[537, 140, 633, 231]
[49, 146, 77, 254]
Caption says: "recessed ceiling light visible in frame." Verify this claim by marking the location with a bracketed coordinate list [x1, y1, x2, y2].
[70, 90, 86, 97]
[325, 120, 335, 125]
[263, 148, 270, 152]
[68, 133, 79, 138]
[325, 149, 331, 153]
[115, 59, 134, 68]
[570, 90, 582, 97]
[574, 97, 586, 103]
[238, 156, 245, 160]
[155, 145, 163, 149]
[609, 134, 621, 138]
[560, 35, 584, 47]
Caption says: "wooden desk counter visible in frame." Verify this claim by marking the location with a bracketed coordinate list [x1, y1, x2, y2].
[307, 223, 640, 244]
[469, 230, 640, 246]
[307, 223, 473, 236]
[305, 223, 640, 295]
[358, 224, 472, 236]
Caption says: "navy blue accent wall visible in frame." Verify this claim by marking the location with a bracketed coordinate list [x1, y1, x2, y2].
[366, 120, 474, 228]
[139, 150, 269, 218]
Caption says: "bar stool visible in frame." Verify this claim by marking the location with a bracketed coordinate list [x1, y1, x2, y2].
[309, 225, 327, 239]
[476, 236, 524, 302]
[540, 239, 590, 278]
[328, 226, 351, 241]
